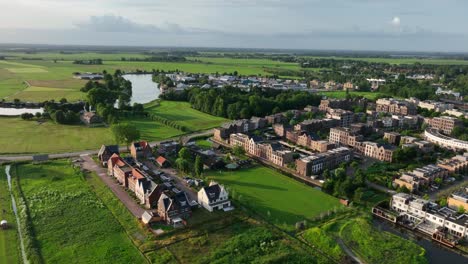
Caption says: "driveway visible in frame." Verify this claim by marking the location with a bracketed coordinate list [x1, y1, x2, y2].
[80, 155, 145, 218]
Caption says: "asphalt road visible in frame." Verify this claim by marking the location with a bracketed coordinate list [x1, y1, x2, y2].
[0, 129, 213, 163]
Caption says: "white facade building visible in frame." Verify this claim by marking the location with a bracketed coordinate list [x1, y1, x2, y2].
[197, 182, 232, 212]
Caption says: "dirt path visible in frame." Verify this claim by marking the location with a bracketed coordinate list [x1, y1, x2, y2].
[5, 165, 29, 264]
[80, 155, 145, 218]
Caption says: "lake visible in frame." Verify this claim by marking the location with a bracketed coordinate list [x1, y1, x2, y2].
[0, 107, 43, 116]
[123, 74, 160, 104]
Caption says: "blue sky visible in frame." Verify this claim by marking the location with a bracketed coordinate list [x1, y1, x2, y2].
[0, 0, 467, 52]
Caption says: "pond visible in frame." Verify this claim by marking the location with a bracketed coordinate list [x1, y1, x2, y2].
[372, 218, 468, 264]
[0, 107, 43, 116]
[122, 74, 161, 104]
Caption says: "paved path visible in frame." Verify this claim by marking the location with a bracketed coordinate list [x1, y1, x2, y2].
[336, 238, 364, 264]
[0, 129, 214, 163]
[5, 165, 29, 264]
[80, 155, 145, 218]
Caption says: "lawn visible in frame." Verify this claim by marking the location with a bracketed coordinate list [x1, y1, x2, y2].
[0, 117, 114, 154]
[320, 90, 386, 100]
[10, 160, 146, 264]
[0, 166, 20, 264]
[205, 166, 341, 230]
[145, 100, 229, 131]
[126, 117, 186, 141]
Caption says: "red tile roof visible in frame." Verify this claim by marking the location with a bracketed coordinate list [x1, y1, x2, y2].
[156, 156, 167, 165]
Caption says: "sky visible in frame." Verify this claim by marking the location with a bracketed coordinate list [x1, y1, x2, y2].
[0, 0, 467, 52]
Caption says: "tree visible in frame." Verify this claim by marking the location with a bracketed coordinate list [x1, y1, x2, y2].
[178, 147, 192, 160]
[457, 206, 466, 214]
[353, 187, 365, 202]
[195, 155, 204, 177]
[20, 113, 34, 120]
[434, 177, 443, 185]
[439, 198, 448, 207]
[35, 112, 42, 119]
[111, 123, 140, 149]
[232, 145, 245, 156]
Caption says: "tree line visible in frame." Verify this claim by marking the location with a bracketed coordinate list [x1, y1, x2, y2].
[161, 87, 322, 119]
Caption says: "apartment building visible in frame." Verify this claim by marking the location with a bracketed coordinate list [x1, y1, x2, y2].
[424, 128, 468, 151]
[418, 100, 454, 113]
[343, 82, 354, 90]
[296, 147, 352, 176]
[273, 123, 291, 137]
[391, 193, 468, 239]
[329, 127, 363, 148]
[294, 118, 337, 133]
[384, 132, 401, 145]
[393, 164, 449, 191]
[376, 98, 417, 115]
[230, 133, 293, 167]
[326, 108, 354, 127]
[448, 192, 468, 212]
[424, 116, 463, 135]
[363, 142, 395, 162]
[437, 154, 468, 173]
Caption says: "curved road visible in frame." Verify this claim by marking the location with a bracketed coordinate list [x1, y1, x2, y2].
[0, 129, 213, 163]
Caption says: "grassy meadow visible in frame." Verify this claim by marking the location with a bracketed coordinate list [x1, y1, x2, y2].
[320, 90, 386, 100]
[0, 166, 20, 264]
[10, 160, 146, 264]
[0, 117, 114, 154]
[205, 165, 341, 230]
[145, 100, 229, 131]
[0, 100, 227, 154]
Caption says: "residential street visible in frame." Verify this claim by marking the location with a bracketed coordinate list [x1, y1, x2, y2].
[80, 155, 145, 218]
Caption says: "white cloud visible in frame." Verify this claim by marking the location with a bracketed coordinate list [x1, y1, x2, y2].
[391, 16, 401, 27]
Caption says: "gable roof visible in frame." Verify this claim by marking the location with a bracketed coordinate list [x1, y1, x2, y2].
[156, 156, 168, 165]
[98, 145, 119, 158]
[201, 184, 222, 203]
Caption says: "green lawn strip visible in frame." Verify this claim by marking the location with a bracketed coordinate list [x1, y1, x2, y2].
[204, 165, 342, 231]
[0, 166, 20, 264]
[11, 160, 146, 264]
[144, 101, 229, 131]
[339, 217, 427, 264]
[302, 222, 346, 261]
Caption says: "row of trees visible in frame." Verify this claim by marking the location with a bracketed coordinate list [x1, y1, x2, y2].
[161, 87, 322, 120]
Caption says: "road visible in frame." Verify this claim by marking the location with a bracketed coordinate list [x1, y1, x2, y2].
[80, 155, 146, 218]
[0, 129, 213, 163]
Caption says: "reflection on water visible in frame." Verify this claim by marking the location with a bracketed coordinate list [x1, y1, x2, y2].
[0, 107, 43, 116]
[122, 74, 160, 104]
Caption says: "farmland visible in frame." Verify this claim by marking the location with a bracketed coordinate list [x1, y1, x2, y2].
[0, 54, 308, 102]
[205, 165, 342, 230]
[0, 166, 20, 264]
[10, 160, 146, 264]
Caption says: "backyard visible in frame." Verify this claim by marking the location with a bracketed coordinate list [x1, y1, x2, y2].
[205, 165, 342, 230]
[9, 160, 146, 263]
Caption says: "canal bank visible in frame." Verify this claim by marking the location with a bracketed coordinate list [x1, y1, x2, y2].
[372, 218, 468, 264]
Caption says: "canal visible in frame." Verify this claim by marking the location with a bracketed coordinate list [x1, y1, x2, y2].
[372, 218, 468, 264]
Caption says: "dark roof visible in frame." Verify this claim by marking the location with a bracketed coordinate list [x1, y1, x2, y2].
[98, 145, 119, 157]
[202, 184, 221, 203]
[270, 143, 283, 151]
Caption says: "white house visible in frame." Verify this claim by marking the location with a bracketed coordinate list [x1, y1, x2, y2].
[197, 182, 232, 212]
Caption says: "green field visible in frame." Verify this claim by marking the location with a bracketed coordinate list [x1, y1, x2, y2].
[145, 101, 229, 131]
[320, 90, 386, 100]
[205, 166, 341, 230]
[305, 56, 468, 65]
[0, 117, 114, 154]
[0, 167, 20, 264]
[11, 160, 145, 263]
